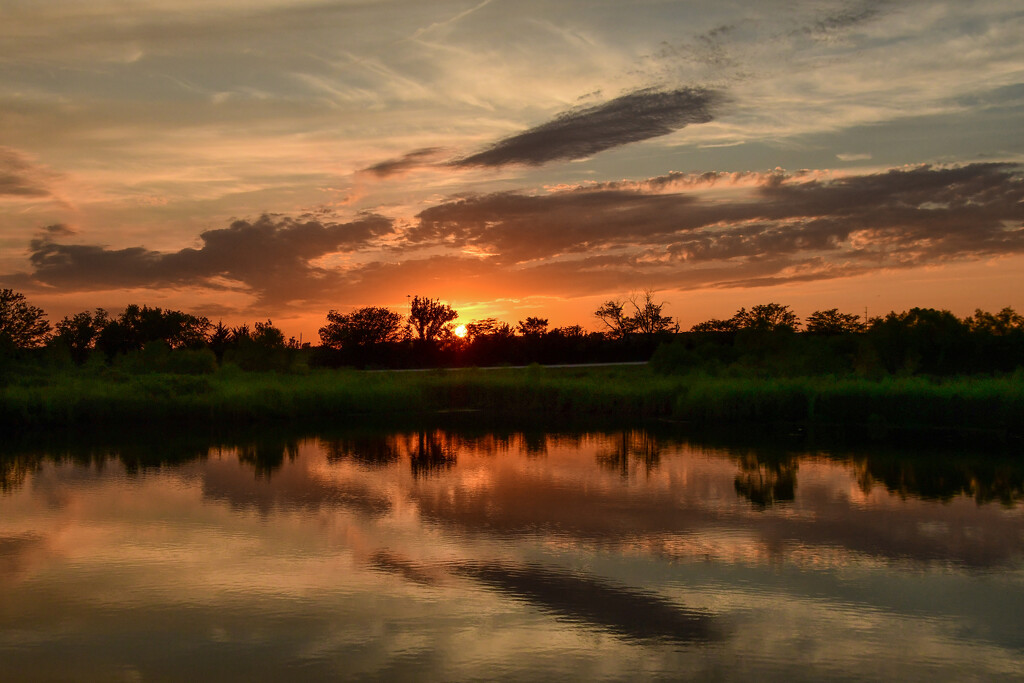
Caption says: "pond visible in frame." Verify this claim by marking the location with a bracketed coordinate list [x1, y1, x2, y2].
[1, 425, 1023, 681]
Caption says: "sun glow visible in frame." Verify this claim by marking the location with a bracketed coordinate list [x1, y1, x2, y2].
[454, 324, 468, 338]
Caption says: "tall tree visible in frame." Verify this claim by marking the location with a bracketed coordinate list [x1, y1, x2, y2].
[732, 303, 799, 332]
[95, 304, 211, 357]
[53, 308, 109, 362]
[805, 308, 866, 334]
[319, 307, 405, 349]
[516, 316, 549, 337]
[407, 296, 457, 342]
[596, 291, 677, 337]
[0, 288, 51, 348]
[594, 299, 633, 338]
[252, 320, 286, 348]
[628, 291, 678, 335]
[464, 317, 512, 341]
[966, 307, 1024, 335]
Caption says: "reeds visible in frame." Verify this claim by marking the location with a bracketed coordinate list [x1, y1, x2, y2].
[2, 365, 1021, 435]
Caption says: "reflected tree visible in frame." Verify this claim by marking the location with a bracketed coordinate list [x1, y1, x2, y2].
[520, 432, 548, 457]
[596, 431, 661, 477]
[733, 452, 798, 507]
[323, 435, 401, 468]
[408, 430, 456, 478]
[237, 440, 299, 479]
[0, 453, 42, 494]
[852, 453, 1024, 506]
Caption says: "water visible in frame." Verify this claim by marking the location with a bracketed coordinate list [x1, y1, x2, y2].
[2, 426, 1023, 681]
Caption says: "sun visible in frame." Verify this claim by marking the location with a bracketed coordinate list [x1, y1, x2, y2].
[454, 324, 468, 339]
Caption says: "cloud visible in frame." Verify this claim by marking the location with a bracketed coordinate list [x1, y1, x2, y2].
[0, 147, 52, 198]
[402, 162, 1024, 289]
[359, 147, 445, 179]
[7, 163, 1022, 313]
[39, 223, 77, 237]
[451, 87, 723, 167]
[19, 213, 393, 305]
[803, 0, 888, 36]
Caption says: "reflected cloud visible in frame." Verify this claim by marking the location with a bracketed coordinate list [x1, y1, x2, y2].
[0, 533, 48, 582]
[368, 549, 723, 644]
[451, 560, 721, 644]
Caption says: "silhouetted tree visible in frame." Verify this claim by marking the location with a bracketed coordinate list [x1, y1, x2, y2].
[0, 289, 51, 348]
[866, 308, 970, 374]
[966, 307, 1023, 335]
[53, 308, 109, 363]
[553, 324, 586, 338]
[517, 316, 549, 337]
[732, 303, 799, 332]
[805, 308, 866, 334]
[689, 318, 737, 333]
[206, 320, 232, 362]
[465, 317, 505, 341]
[628, 291, 678, 335]
[596, 291, 677, 338]
[319, 306, 405, 349]
[253, 320, 285, 348]
[408, 295, 457, 342]
[594, 299, 632, 338]
[231, 323, 251, 343]
[224, 320, 291, 371]
[96, 304, 211, 357]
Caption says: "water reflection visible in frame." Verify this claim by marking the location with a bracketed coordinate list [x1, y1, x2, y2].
[2, 425, 1023, 680]
[733, 452, 798, 508]
[596, 430, 661, 477]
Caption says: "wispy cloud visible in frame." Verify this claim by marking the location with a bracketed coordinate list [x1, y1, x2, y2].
[0, 148, 52, 198]
[451, 87, 723, 168]
[359, 148, 445, 179]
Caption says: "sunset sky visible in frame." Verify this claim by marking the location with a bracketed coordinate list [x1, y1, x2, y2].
[2, 0, 1022, 338]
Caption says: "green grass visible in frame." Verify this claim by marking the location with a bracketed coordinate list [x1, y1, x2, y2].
[2, 364, 1022, 436]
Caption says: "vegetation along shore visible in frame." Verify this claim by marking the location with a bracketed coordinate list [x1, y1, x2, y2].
[1, 288, 1022, 436]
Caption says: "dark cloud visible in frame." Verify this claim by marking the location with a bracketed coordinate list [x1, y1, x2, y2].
[21, 213, 393, 304]
[403, 162, 1024, 288]
[0, 147, 51, 198]
[410, 189, 700, 263]
[360, 147, 444, 179]
[452, 87, 722, 168]
[7, 164, 1022, 311]
[40, 223, 77, 237]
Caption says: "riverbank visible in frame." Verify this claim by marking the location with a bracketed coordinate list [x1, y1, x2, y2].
[2, 364, 1022, 438]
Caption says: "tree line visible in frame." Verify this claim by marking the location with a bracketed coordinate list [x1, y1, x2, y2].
[1, 287, 1022, 375]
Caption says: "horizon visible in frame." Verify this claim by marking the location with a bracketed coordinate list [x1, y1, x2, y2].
[2, 1, 1021, 342]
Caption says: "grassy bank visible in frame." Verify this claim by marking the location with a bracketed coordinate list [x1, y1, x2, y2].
[2, 364, 1022, 437]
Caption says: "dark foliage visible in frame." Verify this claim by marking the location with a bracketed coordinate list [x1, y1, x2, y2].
[0, 288, 50, 348]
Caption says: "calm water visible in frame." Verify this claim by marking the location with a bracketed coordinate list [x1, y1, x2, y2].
[2, 426, 1023, 681]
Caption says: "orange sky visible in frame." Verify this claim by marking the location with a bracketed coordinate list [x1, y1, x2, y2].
[1, 1, 1021, 341]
